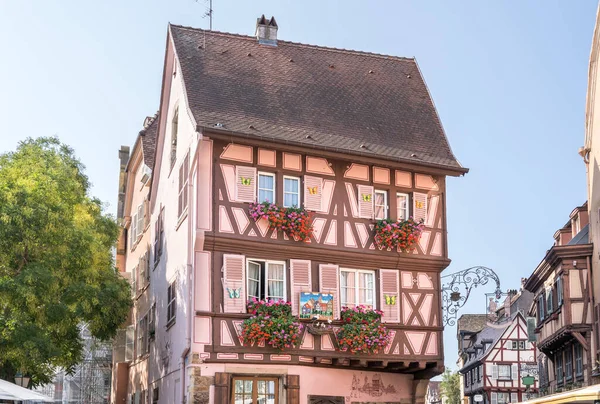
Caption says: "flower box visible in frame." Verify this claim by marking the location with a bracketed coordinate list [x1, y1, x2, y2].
[374, 218, 424, 253]
[249, 202, 314, 241]
[241, 299, 304, 350]
[336, 306, 391, 354]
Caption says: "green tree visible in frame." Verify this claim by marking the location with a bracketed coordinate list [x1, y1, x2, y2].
[0, 137, 131, 386]
[440, 369, 461, 404]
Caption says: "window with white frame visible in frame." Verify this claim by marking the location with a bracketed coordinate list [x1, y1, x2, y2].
[247, 260, 286, 301]
[374, 190, 388, 220]
[396, 193, 409, 220]
[178, 153, 189, 218]
[167, 281, 176, 325]
[340, 269, 375, 309]
[283, 176, 300, 207]
[258, 172, 276, 203]
[511, 340, 526, 350]
[498, 364, 511, 380]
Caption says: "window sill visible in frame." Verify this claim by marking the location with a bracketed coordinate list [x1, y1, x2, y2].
[176, 209, 188, 231]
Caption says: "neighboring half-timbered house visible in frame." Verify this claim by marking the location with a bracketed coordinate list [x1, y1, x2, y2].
[523, 204, 593, 398]
[113, 16, 467, 404]
[459, 291, 538, 404]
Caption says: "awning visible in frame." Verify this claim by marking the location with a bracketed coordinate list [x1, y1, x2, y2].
[519, 384, 600, 404]
[0, 378, 54, 402]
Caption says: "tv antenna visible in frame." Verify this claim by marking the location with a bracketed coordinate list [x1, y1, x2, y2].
[202, 0, 213, 30]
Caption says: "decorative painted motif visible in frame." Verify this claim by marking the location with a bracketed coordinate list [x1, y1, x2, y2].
[350, 373, 398, 399]
[226, 287, 241, 298]
[384, 295, 397, 305]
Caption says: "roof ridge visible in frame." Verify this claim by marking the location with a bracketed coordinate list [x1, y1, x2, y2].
[169, 23, 415, 62]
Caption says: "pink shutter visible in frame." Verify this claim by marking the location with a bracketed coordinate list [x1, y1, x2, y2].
[319, 264, 340, 319]
[290, 260, 312, 315]
[380, 269, 400, 323]
[357, 185, 374, 219]
[235, 166, 257, 203]
[413, 192, 428, 223]
[303, 176, 323, 212]
[223, 254, 246, 313]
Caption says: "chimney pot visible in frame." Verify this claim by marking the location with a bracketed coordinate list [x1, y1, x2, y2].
[256, 15, 278, 46]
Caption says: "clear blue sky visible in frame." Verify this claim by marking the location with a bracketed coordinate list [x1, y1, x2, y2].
[1, 0, 597, 371]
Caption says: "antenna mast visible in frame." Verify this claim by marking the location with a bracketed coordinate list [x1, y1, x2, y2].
[205, 0, 213, 30]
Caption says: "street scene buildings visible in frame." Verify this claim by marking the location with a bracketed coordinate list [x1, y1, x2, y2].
[4, 3, 600, 404]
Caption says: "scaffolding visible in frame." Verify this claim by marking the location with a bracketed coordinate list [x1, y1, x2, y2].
[33, 324, 112, 403]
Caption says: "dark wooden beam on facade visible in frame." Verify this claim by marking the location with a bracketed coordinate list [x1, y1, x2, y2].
[572, 331, 590, 351]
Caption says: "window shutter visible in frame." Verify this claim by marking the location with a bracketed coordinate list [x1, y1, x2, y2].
[125, 325, 135, 362]
[492, 364, 498, 379]
[357, 185, 374, 219]
[319, 264, 340, 319]
[286, 375, 300, 404]
[137, 204, 144, 239]
[379, 269, 400, 323]
[413, 192, 428, 223]
[511, 393, 518, 403]
[235, 166, 257, 203]
[158, 210, 164, 256]
[491, 392, 498, 404]
[144, 198, 150, 228]
[223, 254, 246, 313]
[131, 214, 138, 246]
[303, 176, 323, 212]
[132, 265, 137, 296]
[214, 373, 231, 404]
[290, 260, 312, 315]
[512, 364, 518, 380]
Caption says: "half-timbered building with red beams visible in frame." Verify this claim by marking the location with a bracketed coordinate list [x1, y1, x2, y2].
[523, 203, 593, 398]
[112, 15, 467, 404]
[458, 290, 537, 404]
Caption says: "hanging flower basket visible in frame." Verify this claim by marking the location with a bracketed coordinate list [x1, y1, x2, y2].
[373, 218, 424, 253]
[249, 201, 314, 242]
[306, 320, 333, 335]
[336, 306, 391, 355]
[241, 299, 304, 350]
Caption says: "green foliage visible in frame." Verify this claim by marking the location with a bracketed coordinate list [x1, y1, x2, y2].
[440, 369, 461, 404]
[0, 137, 132, 385]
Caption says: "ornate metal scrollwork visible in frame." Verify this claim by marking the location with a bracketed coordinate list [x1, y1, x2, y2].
[441, 266, 502, 326]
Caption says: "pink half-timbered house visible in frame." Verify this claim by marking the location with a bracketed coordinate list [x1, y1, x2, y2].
[113, 16, 467, 404]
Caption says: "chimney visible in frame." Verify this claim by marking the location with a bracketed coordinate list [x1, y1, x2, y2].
[255, 15, 278, 46]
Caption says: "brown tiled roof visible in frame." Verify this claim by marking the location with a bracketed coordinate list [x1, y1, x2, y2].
[140, 113, 158, 168]
[457, 314, 488, 334]
[170, 25, 466, 173]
